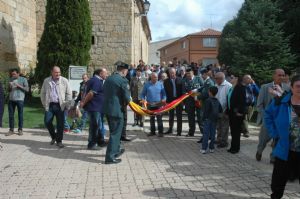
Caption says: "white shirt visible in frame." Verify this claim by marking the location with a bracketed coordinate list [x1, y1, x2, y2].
[216, 80, 232, 111]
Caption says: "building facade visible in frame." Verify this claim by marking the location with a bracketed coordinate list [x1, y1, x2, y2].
[0, 0, 37, 71]
[36, 0, 151, 72]
[148, 37, 179, 65]
[0, 0, 151, 72]
[159, 29, 221, 66]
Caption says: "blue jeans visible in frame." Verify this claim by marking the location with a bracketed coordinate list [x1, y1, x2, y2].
[44, 103, 64, 143]
[8, 100, 24, 130]
[77, 110, 88, 130]
[88, 111, 104, 148]
[100, 113, 106, 136]
[64, 110, 70, 130]
[202, 120, 217, 150]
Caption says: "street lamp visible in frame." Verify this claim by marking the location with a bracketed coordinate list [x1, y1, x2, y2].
[135, 0, 151, 17]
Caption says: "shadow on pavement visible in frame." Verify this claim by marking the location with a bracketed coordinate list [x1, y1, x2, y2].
[142, 187, 269, 198]
[1, 138, 105, 164]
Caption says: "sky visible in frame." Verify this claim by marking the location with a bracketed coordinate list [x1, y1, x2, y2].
[147, 0, 244, 42]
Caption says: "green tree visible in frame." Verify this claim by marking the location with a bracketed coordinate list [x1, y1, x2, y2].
[273, 0, 300, 65]
[218, 0, 295, 84]
[35, 0, 92, 84]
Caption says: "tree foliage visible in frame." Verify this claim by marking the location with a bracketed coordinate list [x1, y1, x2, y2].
[35, 0, 92, 84]
[218, 0, 296, 84]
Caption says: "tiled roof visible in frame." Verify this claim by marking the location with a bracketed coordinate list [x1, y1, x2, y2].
[189, 28, 221, 36]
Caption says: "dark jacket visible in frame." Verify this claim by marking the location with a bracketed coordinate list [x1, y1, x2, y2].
[163, 77, 183, 103]
[103, 73, 131, 118]
[229, 84, 247, 116]
[202, 97, 222, 122]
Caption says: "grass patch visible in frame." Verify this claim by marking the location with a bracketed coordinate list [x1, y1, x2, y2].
[2, 97, 45, 129]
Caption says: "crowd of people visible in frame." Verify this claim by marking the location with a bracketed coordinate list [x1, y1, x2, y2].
[1, 60, 299, 198]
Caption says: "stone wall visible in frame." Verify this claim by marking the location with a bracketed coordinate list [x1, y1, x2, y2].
[0, 0, 36, 71]
[34, 0, 151, 73]
[89, 0, 133, 72]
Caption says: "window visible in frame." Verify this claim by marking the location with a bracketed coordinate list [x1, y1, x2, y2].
[203, 38, 217, 47]
[181, 41, 186, 49]
[164, 49, 168, 55]
[91, 36, 95, 45]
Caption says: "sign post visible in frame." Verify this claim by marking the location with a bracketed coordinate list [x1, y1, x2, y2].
[68, 65, 87, 93]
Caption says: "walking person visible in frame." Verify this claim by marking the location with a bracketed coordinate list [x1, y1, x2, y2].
[227, 76, 247, 154]
[40, 66, 72, 148]
[6, 68, 29, 136]
[264, 75, 300, 199]
[103, 62, 131, 164]
[201, 86, 222, 154]
[141, 72, 166, 137]
[80, 68, 107, 149]
[163, 68, 183, 136]
[255, 69, 290, 162]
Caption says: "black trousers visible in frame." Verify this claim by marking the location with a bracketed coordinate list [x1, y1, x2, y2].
[121, 110, 127, 139]
[185, 98, 196, 135]
[149, 105, 163, 134]
[228, 112, 244, 152]
[271, 151, 300, 199]
[133, 99, 143, 124]
[168, 104, 182, 134]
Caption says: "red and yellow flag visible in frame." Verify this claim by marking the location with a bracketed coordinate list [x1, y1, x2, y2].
[129, 91, 196, 116]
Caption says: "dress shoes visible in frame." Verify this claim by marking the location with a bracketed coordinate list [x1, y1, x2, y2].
[164, 130, 172, 134]
[147, 132, 156, 136]
[185, 134, 194, 137]
[227, 149, 239, 154]
[157, 133, 164, 137]
[56, 142, 65, 148]
[105, 159, 122, 164]
[139, 123, 144, 127]
[121, 137, 131, 142]
[98, 141, 108, 147]
[115, 149, 125, 158]
[255, 152, 262, 161]
[243, 133, 250, 138]
[197, 138, 203, 143]
[217, 143, 228, 148]
[87, 145, 100, 150]
[176, 133, 181, 136]
[50, 139, 55, 145]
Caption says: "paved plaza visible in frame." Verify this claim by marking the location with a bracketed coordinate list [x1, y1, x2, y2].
[0, 110, 299, 199]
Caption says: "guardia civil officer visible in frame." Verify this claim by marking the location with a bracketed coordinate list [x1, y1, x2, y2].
[103, 62, 131, 164]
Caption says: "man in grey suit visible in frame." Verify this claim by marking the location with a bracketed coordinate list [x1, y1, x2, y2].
[255, 69, 290, 162]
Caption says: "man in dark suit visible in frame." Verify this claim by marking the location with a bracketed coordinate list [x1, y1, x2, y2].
[103, 62, 131, 164]
[163, 68, 183, 136]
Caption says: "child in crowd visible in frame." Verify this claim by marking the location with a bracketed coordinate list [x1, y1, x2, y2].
[201, 86, 223, 154]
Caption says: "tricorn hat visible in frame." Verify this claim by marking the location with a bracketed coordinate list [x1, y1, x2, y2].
[114, 61, 129, 70]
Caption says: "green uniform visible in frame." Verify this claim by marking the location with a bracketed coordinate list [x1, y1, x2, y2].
[103, 72, 130, 162]
[182, 76, 203, 135]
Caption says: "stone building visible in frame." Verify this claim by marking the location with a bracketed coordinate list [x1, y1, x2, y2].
[0, 0, 151, 72]
[0, 0, 37, 71]
[36, 0, 151, 71]
[159, 28, 221, 66]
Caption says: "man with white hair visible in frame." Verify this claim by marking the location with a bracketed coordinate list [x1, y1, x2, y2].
[164, 68, 183, 136]
[214, 72, 232, 148]
[141, 72, 166, 137]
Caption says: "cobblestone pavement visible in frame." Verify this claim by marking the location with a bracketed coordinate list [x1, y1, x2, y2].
[0, 111, 299, 199]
